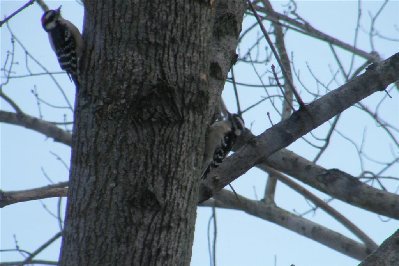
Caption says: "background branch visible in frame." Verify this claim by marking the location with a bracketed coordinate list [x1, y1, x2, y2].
[0, 111, 72, 146]
[0, 182, 68, 208]
[204, 189, 372, 260]
[0, 0, 35, 27]
[254, 5, 381, 62]
[266, 167, 378, 250]
[199, 52, 399, 202]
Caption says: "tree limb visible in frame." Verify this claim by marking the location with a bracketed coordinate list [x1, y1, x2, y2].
[0, 260, 58, 266]
[202, 189, 372, 261]
[266, 167, 378, 250]
[199, 52, 399, 202]
[0, 182, 68, 208]
[254, 5, 380, 62]
[0, 111, 72, 146]
[263, 149, 399, 219]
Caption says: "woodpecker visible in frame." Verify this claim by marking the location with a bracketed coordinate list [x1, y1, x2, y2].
[201, 114, 245, 179]
[41, 7, 83, 87]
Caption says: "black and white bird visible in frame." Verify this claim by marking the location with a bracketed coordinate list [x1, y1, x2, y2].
[41, 7, 83, 87]
[201, 114, 245, 180]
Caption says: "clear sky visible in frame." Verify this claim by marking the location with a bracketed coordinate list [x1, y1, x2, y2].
[1, 1, 398, 266]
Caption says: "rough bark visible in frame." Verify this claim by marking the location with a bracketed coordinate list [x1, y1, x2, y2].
[207, 0, 246, 118]
[359, 230, 399, 266]
[59, 1, 214, 265]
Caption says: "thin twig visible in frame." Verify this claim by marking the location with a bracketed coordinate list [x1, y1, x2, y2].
[21, 232, 62, 265]
[261, 0, 294, 119]
[247, 0, 305, 108]
[230, 67, 242, 115]
[271, 65, 295, 111]
[6, 24, 74, 111]
[207, 212, 214, 266]
[212, 206, 217, 266]
[329, 44, 349, 81]
[313, 114, 341, 163]
[0, 260, 58, 266]
[254, 5, 380, 62]
[0, 0, 35, 27]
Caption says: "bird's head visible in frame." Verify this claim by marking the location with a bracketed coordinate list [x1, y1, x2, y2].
[229, 114, 245, 136]
[41, 6, 61, 32]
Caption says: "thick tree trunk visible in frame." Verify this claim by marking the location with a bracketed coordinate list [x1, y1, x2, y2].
[359, 230, 399, 266]
[59, 1, 213, 265]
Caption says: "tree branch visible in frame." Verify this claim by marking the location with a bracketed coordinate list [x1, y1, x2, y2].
[0, 182, 68, 208]
[0, 111, 72, 146]
[35, 0, 49, 12]
[199, 52, 399, 202]
[0, 260, 58, 266]
[203, 189, 372, 261]
[263, 149, 399, 219]
[266, 167, 378, 250]
[254, 5, 381, 62]
[261, 0, 296, 203]
[248, 0, 304, 108]
[0, 179, 383, 261]
[0, 0, 35, 27]
[17, 231, 62, 266]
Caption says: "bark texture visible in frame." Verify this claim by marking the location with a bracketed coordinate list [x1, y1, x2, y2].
[59, 1, 214, 265]
[359, 230, 399, 266]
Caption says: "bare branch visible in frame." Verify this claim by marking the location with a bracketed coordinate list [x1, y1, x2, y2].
[266, 167, 378, 250]
[199, 52, 399, 203]
[0, 0, 35, 27]
[0, 90, 23, 114]
[0, 111, 72, 146]
[312, 114, 341, 163]
[262, 148, 399, 219]
[247, 0, 305, 109]
[22, 232, 62, 265]
[0, 182, 68, 208]
[204, 189, 372, 261]
[261, 0, 294, 119]
[35, 0, 49, 12]
[7, 24, 74, 111]
[230, 67, 242, 115]
[253, 5, 381, 62]
[0, 260, 58, 266]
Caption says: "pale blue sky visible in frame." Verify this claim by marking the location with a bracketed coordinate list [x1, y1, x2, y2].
[1, 1, 398, 266]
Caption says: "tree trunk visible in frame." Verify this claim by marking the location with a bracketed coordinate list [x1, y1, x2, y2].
[59, 1, 213, 265]
[358, 230, 399, 266]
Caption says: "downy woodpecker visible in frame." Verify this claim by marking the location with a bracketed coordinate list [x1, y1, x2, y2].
[41, 7, 83, 87]
[201, 114, 245, 179]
